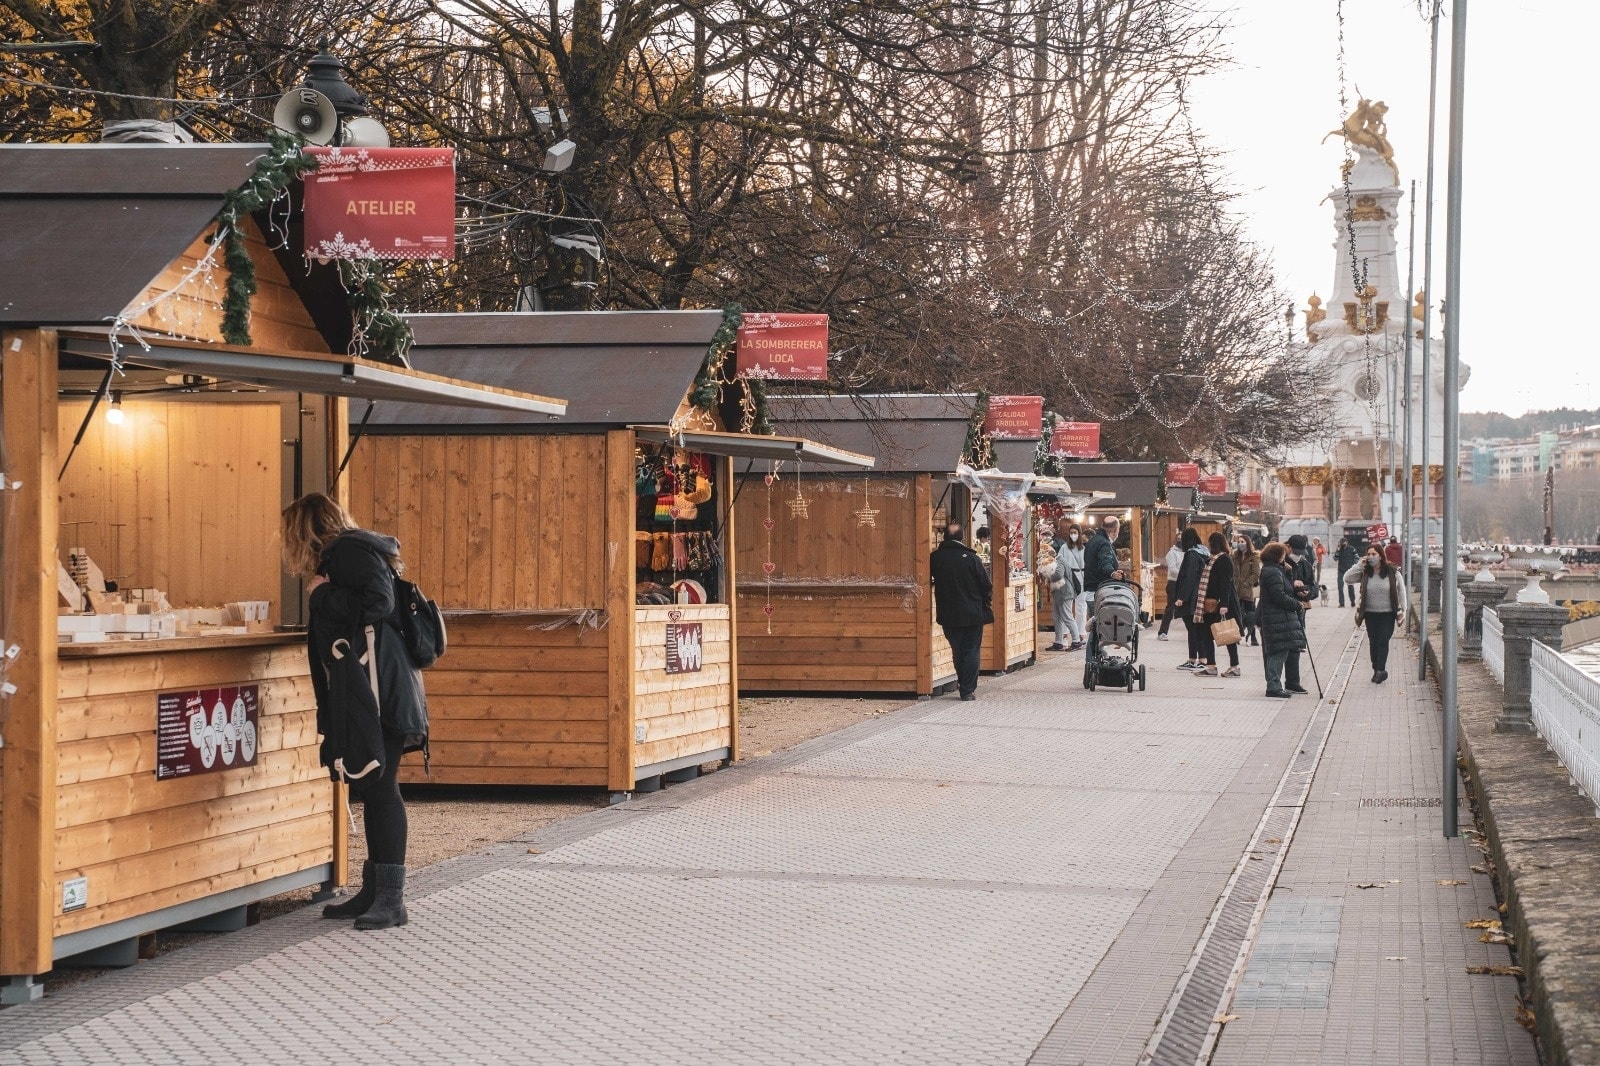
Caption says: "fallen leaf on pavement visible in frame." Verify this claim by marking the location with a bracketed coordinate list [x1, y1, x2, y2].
[1464, 919, 1501, 930]
[1353, 882, 1383, 889]
[1265, 838, 1281, 844]
[1384, 956, 1407, 961]
[1515, 999, 1537, 1031]
[1437, 879, 1467, 886]
[1466, 965, 1523, 977]
[1214, 1014, 1240, 1024]
[1471, 865, 1489, 874]
[526, 849, 541, 855]
[1480, 930, 1514, 945]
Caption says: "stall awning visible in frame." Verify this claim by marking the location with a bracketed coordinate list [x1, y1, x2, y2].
[57, 331, 566, 415]
[632, 426, 873, 468]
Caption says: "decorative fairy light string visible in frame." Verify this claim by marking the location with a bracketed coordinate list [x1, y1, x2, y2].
[762, 462, 778, 633]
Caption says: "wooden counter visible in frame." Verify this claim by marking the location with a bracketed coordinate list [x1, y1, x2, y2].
[57, 632, 304, 657]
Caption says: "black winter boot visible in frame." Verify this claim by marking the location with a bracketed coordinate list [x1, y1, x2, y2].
[353, 863, 409, 930]
[322, 860, 375, 919]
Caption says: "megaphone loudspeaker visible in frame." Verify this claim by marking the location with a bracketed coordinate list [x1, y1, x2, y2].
[273, 88, 338, 146]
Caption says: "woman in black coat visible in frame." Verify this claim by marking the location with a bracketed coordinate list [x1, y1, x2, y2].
[1171, 526, 1210, 670]
[1193, 531, 1243, 677]
[283, 493, 428, 930]
[1257, 542, 1308, 698]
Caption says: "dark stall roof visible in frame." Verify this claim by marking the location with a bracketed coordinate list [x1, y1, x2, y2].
[1200, 492, 1239, 514]
[1165, 486, 1197, 511]
[362, 311, 724, 432]
[763, 393, 977, 473]
[0, 144, 270, 326]
[990, 438, 1042, 475]
[1052, 461, 1163, 507]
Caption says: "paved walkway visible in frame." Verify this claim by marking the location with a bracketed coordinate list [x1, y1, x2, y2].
[0, 610, 1538, 1065]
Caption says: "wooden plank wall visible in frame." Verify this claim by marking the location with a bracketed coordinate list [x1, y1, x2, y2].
[52, 644, 331, 939]
[734, 474, 926, 694]
[634, 605, 733, 769]
[399, 619, 610, 786]
[123, 218, 329, 353]
[57, 401, 283, 618]
[1002, 580, 1036, 666]
[347, 434, 607, 612]
[930, 597, 956, 689]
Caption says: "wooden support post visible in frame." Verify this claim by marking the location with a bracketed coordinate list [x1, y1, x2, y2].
[914, 474, 933, 695]
[324, 395, 350, 890]
[605, 429, 637, 792]
[1, 329, 60, 981]
[721, 454, 740, 764]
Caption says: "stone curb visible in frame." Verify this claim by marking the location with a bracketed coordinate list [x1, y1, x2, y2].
[1428, 636, 1600, 1066]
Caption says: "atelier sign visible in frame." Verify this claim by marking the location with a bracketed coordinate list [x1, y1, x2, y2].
[157, 685, 260, 779]
[984, 396, 1043, 440]
[304, 146, 456, 260]
[665, 623, 703, 674]
[735, 313, 829, 380]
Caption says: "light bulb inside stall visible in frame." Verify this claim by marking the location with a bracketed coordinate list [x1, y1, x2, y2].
[105, 394, 124, 425]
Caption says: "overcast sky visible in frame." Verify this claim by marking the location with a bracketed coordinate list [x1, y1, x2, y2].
[1183, 0, 1594, 418]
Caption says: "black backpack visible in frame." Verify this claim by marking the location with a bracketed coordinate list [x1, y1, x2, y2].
[392, 572, 447, 669]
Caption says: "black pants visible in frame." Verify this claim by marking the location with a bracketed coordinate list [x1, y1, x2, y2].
[1364, 611, 1397, 672]
[1158, 581, 1179, 635]
[1181, 616, 1202, 660]
[1239, 597, 1257, 642]
[943, 624, 985, 697]
[1339, 580, 1356, 607]
[349, 730, 408, 865]
[1264, 646, 1303, 691]
[1198, 615, 1239, 667]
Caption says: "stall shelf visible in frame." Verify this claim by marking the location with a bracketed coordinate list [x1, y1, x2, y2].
[344, 314, 869, 794]
[0, 144, 559, 1001]
[730, 394, 977, 696]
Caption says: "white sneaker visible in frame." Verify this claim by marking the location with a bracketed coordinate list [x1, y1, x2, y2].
[1157, 633, 1169, 641]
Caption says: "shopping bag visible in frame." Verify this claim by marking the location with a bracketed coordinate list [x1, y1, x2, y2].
[1211, 617, 1242, 646]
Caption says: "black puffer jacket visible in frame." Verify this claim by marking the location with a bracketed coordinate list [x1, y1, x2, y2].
[1172, 547, 1210, 614]
[930, 539, 993, 627]
[1083, 529, 1120, 592]
[1257, 563, 1307, 653]
[308, 530, 429, 765]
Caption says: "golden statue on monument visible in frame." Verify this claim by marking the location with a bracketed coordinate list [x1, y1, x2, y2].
[1324, 98, 1398, 180]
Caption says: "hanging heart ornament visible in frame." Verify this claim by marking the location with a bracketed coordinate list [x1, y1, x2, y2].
[762, 561, 776, 574]
[762, 517, 775, 531]
[764, 473, 778, 486]
[762, 604, 775, 616]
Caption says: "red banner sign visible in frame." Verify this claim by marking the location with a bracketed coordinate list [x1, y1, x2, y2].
[735, 313, 829, 380]
[1165, 462, 1200, 487]
[665, 622, 704, 674]
[1198, 475, 1227, 495]
[304, 147, 456, 260]
[984, 396, 1044, 440]
[1367, 523, 1390, 542]
[1238, 491, 1263, 511]
[1049, 421, 1101, 458]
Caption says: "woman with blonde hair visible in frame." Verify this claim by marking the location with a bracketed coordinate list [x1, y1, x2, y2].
[283, 493, 427, 930]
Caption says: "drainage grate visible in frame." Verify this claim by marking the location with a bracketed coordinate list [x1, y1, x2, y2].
[1359, 796, 1442, 808]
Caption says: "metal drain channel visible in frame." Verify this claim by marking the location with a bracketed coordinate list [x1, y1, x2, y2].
[1140, 631, 1362, 1065]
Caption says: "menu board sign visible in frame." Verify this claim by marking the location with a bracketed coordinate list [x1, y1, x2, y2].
[1198, 474, 1228, 495]
[984, 396, 1044, 440]
[665, 623, 703, 674]
[1238, 491, 1263, 511]
[156, 685, 260, 780]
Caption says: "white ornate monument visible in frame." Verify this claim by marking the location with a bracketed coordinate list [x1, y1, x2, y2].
[1274, 100, 1469, 546]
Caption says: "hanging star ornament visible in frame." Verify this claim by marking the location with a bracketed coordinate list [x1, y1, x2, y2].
[787, 491, 810, 519]
[853, 479, 878, 527]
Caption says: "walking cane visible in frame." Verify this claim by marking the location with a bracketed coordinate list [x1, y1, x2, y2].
[1300, 610, 1324, 699]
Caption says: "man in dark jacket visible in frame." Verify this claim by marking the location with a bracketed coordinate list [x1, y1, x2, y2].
[1334, 537, 1360, 606]
[930, 523, 993, 701]
[1285, 534, 1318, 606]
[1082, 516, 1126, 596]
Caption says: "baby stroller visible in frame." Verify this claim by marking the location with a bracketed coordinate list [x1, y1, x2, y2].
[1083, 579, 1146, 692]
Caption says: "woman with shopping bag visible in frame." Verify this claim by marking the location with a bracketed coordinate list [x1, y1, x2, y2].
[1192, 531, 1244, 677]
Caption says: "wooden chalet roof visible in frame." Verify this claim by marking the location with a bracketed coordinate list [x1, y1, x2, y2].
[762, 393, 978, 474]
[1054, 461, 1163, 508]
[360, 310, 725, 432]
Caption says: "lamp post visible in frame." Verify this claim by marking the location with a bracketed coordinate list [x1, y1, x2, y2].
[1441, 0, 1469, 839]
[1417, 0, 1442, 678]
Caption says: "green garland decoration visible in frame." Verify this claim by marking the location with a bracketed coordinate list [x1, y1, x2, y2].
[687, 304, 773, 435]
[338, 260, 415, 365]
[1036, 411, 1061, 476]
[963, 390, 994, 468]
[214, 131, 320, 347]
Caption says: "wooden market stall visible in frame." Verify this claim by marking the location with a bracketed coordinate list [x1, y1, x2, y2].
[731, 393, 977, 696]
[0, 144, 558, 1001]
[973, 439, 1046, 672]
[343, 314, 870, 795]
[1032, 462, 1163, 626]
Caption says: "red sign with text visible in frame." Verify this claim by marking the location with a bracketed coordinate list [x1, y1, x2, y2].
[304, 147, 456, 260]
[1198, 475, 1228, 495]
[1049, 421, 1101, 458]
[984, 396, 1044, 440]
[1238, 491, 1263, 511]
[1165, 462, 1200, 487]
[735, 314, 829, 380]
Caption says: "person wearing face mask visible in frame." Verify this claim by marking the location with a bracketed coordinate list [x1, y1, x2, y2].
[1170, 526, 1211, 670]
[1158, 536, 1184, 641]
[1232, 534, 1261, 646]
[1059, 522, 1088, 650]
[1042, 529, 1081, 652]
[1345, 543, 1407, 683]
